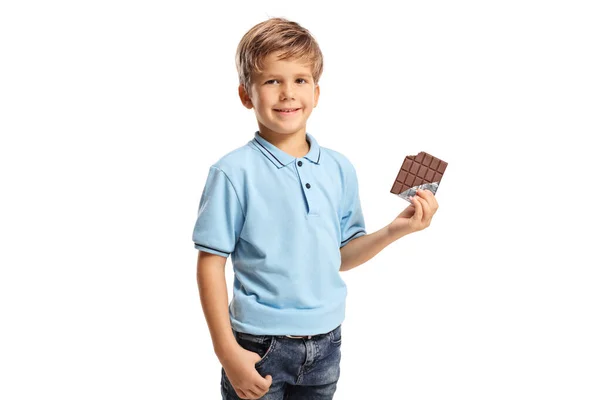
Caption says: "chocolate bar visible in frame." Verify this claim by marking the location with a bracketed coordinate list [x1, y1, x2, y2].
[391, 152, 447, 203]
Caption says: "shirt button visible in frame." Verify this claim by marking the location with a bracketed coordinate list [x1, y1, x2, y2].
[297, 161, 303, 167]
[305, 183, 311, 189]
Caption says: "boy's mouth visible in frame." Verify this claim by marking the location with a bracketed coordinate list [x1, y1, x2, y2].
[274, 108, 300, 114]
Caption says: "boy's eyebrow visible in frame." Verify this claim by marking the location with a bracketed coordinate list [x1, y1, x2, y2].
[259, 72, 312, 79]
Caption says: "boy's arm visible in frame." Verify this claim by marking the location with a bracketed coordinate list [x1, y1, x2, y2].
[340, 189, 439, 272]
[196, 251, 238, 363]
[339, 224, 409, 272]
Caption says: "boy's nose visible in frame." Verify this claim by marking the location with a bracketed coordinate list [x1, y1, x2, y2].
[280, 84, 295, 100]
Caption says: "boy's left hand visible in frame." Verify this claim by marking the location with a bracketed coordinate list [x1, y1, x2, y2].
[388, 189, 439, 238]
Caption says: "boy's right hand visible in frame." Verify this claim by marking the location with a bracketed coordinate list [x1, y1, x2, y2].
[221, 344, 273, 399]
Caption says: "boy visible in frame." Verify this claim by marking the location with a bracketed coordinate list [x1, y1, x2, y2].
[193, 17, 439, 400]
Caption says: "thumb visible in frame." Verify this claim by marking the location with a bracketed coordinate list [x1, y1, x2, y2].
[264, 375, 273, 385]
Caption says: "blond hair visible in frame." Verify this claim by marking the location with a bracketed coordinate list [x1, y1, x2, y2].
[235, 17, 324, 95]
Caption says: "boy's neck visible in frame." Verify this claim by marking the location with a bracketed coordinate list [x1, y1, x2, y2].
[257, 129, 310, 158]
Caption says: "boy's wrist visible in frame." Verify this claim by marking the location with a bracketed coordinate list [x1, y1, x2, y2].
[386, 223, 413, 241]
[214, 337, 240, 361]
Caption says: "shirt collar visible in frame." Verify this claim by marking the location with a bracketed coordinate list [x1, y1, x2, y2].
[251, 131, 321, 169]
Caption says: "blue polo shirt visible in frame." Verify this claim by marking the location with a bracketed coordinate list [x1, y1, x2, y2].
[192, 131, 367, 335]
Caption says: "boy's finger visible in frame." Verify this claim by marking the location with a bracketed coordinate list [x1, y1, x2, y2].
[256, 374, 272, 391]
[412, 196, 423, 221]
[417, 189, 433, 206]
[414, 194, 428, 219]
[418, 189, 438, 213]
[255, 387, 269, 398]
[419, 194, 431, 220]
[245, 387, 261, 398]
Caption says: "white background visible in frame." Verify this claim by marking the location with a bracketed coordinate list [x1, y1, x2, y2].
[1, 0, 599, 399]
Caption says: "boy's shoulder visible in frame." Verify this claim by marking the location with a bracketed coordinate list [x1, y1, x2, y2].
[208, 141, 256, 175]
[321, 145, 352, 163]
[320, 145, 358, 175]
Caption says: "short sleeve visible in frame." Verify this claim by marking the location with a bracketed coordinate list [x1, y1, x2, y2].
[339, 162, 367, 248]
[192, 166, 245, 258]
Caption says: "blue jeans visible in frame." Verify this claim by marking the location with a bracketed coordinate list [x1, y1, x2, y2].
[221, 324, 342, 399]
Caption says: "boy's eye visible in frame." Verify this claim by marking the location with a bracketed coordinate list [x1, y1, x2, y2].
[264, 78, 309, 84]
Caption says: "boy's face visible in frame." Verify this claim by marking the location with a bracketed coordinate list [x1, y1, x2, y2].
[239, 51, 320, 139]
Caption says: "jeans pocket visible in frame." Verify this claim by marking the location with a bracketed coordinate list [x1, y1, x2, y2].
[328, 325, 342, 346]
[235, 332, 277, 367]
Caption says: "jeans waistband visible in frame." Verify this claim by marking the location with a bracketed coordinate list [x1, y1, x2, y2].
[282, 325, 339, 340]
[233, 325, 340, 340]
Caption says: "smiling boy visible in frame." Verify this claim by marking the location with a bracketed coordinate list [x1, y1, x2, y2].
[193, 17, 439, 400]
[239, 52, 318, 156]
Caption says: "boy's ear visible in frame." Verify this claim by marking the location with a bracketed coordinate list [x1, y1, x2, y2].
[238, 84, 253, 109]
[314, 84, 320, 108]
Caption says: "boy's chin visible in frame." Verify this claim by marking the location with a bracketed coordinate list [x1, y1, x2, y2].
[275, 127, 307, 136]
[259, 123, 307, 136]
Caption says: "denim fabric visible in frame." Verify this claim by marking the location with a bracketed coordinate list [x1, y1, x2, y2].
[221, 324, 342, 399]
